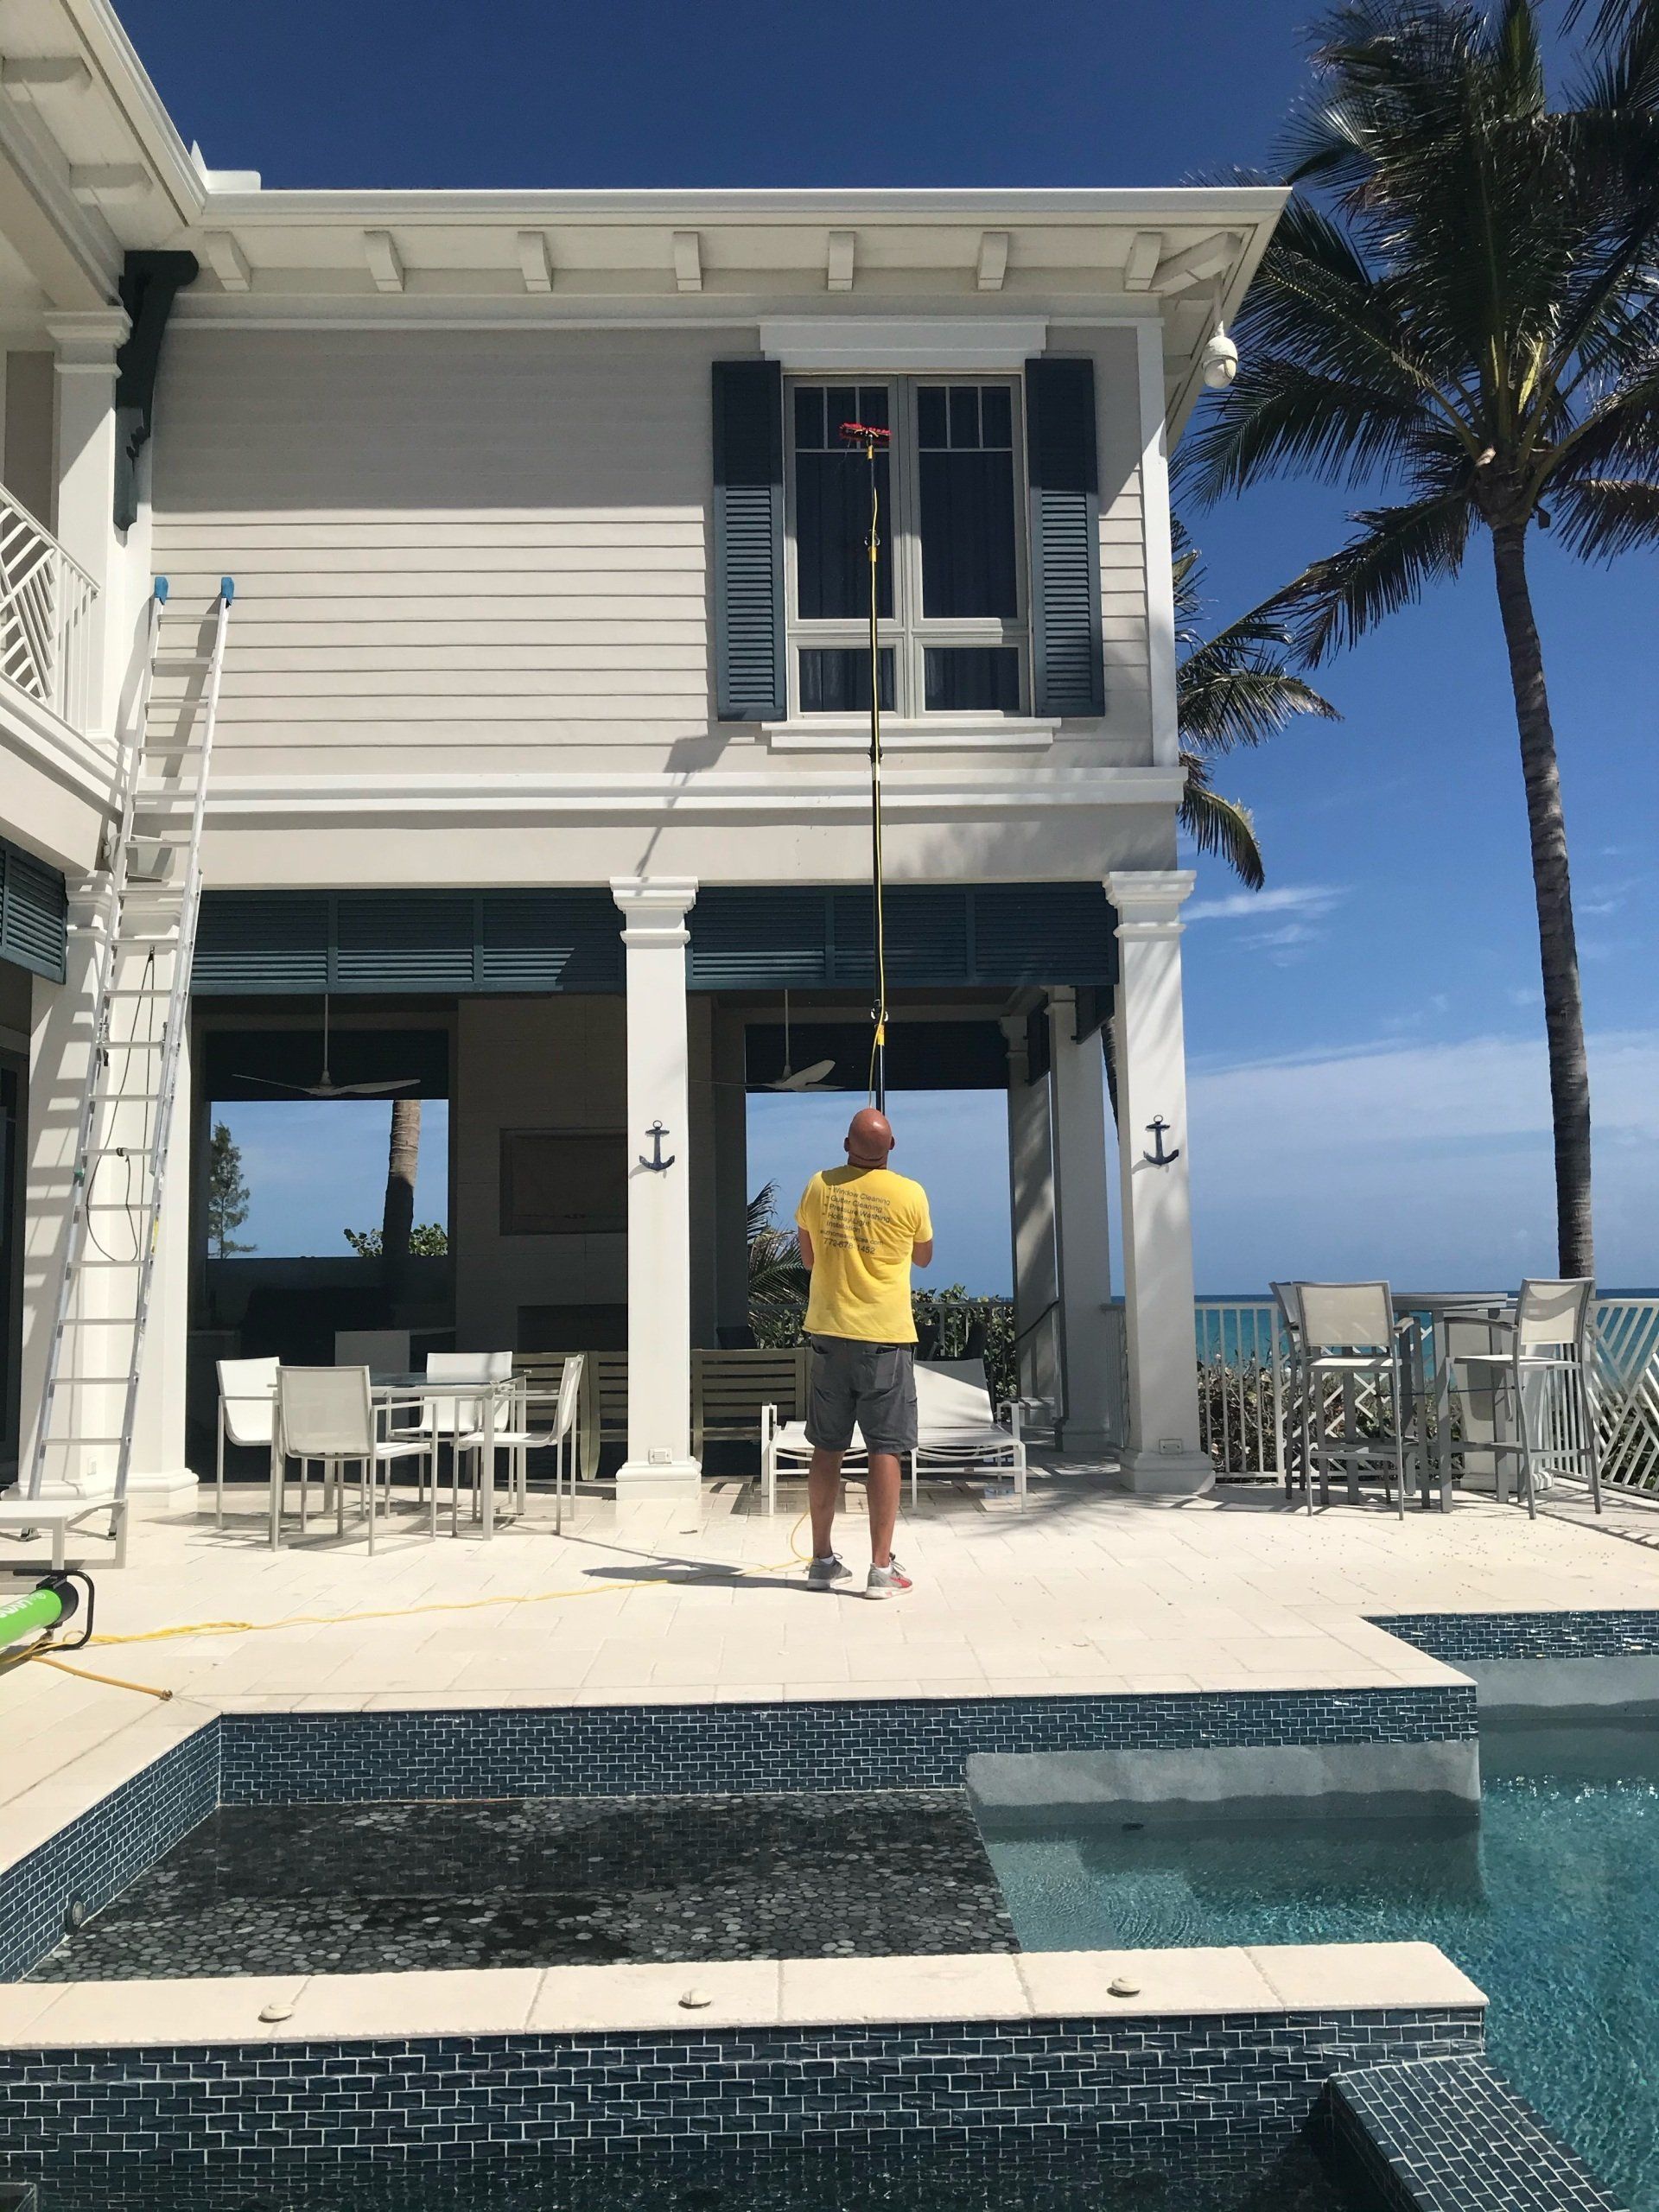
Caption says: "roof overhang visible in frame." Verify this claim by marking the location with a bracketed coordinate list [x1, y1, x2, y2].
[0, 3, 1287, 431]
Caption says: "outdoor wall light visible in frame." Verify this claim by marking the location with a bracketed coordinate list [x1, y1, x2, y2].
[1201, 324, 1238, 390]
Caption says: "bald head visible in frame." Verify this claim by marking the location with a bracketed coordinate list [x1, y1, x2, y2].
[845, 1107, 895, 1167]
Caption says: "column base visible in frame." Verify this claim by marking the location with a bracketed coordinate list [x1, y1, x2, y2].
[614, 1458, 702, 1498]
[1112, 1448, 1217, 1499]
[126, 1468, 201, 1517]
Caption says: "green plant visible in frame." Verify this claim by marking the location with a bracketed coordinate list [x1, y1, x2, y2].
[206, 1121, 251, 1258]
[1184, 0, 1659, 1274]
[747, 1182, 810, 1345]
[344, 1222, 449, 1258]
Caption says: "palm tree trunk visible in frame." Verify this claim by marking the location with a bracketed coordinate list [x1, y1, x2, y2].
[381, 1096, 421, 1295]
[1489, 521, 1593, 1277]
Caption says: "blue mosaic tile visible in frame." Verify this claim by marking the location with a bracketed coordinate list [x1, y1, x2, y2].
[219, 1689, 1477, 1804]
[1372, 1611, 1659, 1662]
[0, 1722, 219, 1983]
[1, 2007, 1484, 2175]
[1329, 2054, 1624, 2211]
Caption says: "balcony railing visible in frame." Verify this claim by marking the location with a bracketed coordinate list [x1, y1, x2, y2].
[0, 480, 97, 730]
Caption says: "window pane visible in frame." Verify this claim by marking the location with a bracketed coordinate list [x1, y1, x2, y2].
[794, 384, 893, 620]
[924, 646, 1020, 713]
[857, 385, 889, 431]
[981, 385, 1013, 448]
[949, 385, 980, 448]
[919, 440, 1018, 617]
[916, 386, 948, 448]
[799, 647, 896, 714]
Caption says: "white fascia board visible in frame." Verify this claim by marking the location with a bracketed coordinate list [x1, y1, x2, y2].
[59, 0, 207, 224]
[181, 766, 1185, 824]
[1164, 201, 1285, 442]
[198, 185, 1289, 226]
[760, 315, 1048, 371]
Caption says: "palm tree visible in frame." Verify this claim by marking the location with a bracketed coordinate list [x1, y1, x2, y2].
[1174, 518, 1340, 887]
[1182, 0, 1659, 1274]
[747, 1182, 809, 1342]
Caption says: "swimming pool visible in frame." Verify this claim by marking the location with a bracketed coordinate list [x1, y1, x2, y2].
[982, 1717, 1659, 2212]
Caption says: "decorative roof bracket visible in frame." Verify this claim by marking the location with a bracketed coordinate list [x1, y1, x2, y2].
[113, 250, 200, 531]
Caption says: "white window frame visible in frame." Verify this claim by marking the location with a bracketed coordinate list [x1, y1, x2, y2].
[784, 374, 1030, 721]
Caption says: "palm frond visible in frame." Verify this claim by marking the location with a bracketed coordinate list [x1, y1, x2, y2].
[1277, 491, 1472, 663]
[1178, 630, 1341, 751]
[1179, 760, 1267, 890]
[1550, 475, 1659, 556]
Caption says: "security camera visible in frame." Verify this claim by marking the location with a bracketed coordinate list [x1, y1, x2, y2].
[1202, 328, 1238, 391]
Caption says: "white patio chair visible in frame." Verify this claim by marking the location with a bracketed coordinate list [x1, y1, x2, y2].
[272, 1365, 430, 1554]
[1270, 1282, 1310, 1506]
[1450, 1279, 1601, 1520]
[214, 1355, 279, 1530]
[1293, 1282, 1409, 1517]
[334, 1329, 411, 1372]
[421, 1352, 512, 1535]
[759, 1405, 868, 1516]
[911, 1358, 1029, 1509]
[479, 1352, 587, 1532]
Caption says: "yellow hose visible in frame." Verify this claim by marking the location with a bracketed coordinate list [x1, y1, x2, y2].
[9, 1512, 819, 1701]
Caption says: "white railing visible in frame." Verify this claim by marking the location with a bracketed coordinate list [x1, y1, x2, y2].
[1191, 1292, 1659, 1498]
[0, 480, 97, 730]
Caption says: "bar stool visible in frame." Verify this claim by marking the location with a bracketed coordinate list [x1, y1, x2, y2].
[1294, 1281, 1409, 1516]
[1447, 1279, 1602, 1520]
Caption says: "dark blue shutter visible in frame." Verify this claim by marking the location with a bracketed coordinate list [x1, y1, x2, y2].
[712, 359, 785, 721]
[0, 837, 67, 983]
[1026, 357, 1104, 717]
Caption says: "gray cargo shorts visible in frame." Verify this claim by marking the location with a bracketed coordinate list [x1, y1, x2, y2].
[805, 1335, 918, 1456]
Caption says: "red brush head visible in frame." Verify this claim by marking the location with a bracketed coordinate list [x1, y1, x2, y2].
[840, 421, 891, 449]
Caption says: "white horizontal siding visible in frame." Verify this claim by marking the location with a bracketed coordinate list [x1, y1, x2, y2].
[150, 323, 1154, 775]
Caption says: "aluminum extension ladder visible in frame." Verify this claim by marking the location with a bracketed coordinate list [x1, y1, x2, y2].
[19, 576, 235, 1560]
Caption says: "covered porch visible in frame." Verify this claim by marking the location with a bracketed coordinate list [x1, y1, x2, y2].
[168, 870, 1212, 1503]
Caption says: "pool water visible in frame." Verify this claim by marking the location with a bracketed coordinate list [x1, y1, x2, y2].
[982, 1719, 1659, 2212]
[32, 2139, 1359, 2212]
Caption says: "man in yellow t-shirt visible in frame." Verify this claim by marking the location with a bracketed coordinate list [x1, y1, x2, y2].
[795, 1107, 934, 1599]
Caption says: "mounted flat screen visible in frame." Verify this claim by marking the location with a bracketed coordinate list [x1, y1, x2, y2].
[499, 1130, 626, 1236]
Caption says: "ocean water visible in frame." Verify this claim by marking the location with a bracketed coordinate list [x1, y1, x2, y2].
[984, 1719, 1659, 2212]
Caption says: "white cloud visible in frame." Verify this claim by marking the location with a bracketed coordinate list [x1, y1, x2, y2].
[1184, 883, 1343, 925]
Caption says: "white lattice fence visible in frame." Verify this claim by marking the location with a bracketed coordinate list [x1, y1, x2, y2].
[0, 480, 97, 725]
[1592, 1298, 1659, 1495]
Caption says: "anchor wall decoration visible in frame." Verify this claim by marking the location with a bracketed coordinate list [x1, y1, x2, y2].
[639, 1121, 676, 1173]
[1143, 1116, 1180, 1168]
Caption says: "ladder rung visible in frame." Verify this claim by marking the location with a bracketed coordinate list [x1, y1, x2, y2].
[46, 1376, 137, 1386]
[44, 1434, 129, 1445]
[155, 655, 214, 669]
[58, 1315, 140, 1325]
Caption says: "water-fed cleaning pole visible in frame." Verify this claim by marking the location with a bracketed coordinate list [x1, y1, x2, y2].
[839, 418, 891, 1112]
[0, 1573, 90, 1653]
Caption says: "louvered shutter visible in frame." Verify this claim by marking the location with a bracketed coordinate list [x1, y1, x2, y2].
[712, 359, 786, 721]
[0, 838, 67, 983]
[1026, 356, 1105, 717]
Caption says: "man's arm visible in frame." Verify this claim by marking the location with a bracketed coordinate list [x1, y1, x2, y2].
[798, 1227, 815, 1269]
[913, 1236, 934, 1268]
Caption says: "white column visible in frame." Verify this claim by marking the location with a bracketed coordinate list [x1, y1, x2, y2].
[612, 876, 700, 1496]
[1046, 987, 1117, 1458]
[712, 1007, 751, 1340]
[44, 310, 129, 743]
[18, 892, 111, 1497]
[128, 1021, 196, 1510]
[1103, 869, 1211, 1496]
[1001, 1014, 1062, 1415]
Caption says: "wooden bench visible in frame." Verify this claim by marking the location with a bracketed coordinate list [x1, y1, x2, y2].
[691, 1346, 811, 1462]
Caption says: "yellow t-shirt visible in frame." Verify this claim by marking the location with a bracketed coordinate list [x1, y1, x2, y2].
[796, 1165, 932, 1343]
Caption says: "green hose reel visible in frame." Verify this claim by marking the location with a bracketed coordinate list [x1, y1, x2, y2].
[0, 1571, 93, 1654]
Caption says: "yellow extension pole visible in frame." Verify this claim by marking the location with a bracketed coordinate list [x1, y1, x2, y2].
[864, 428, 888, 1112]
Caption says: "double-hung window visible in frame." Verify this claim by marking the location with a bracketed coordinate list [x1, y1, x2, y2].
[786, 377, 1028, 718]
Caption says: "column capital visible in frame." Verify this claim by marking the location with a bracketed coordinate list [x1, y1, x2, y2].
[612, 875, 697, 945]
[1103, 869, 1197, 936]
[45, 308, 130, 372]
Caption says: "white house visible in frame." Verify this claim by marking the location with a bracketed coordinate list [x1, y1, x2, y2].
[0, 0, 1286, 1521]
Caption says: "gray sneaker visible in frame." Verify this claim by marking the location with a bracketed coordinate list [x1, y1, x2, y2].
[807, 1554, 852, 1590]
[865, 1558, 914, 1600]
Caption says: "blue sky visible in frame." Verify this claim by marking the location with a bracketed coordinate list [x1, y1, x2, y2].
[156, 0, 1659, 1291]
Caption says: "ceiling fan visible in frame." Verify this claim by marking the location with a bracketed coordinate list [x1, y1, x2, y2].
[234, 995, 421, 1099]
[761, 991, 837, 1093]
